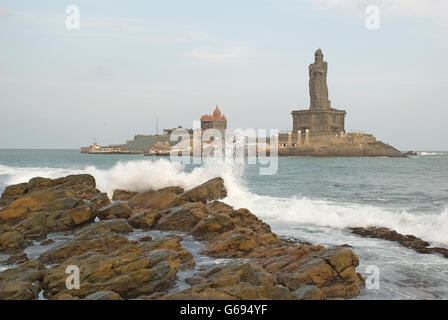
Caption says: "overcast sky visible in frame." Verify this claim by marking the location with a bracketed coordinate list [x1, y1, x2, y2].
[0, 0, 447, 150]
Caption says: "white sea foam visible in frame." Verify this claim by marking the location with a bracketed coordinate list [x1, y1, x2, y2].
[1, 160, 447, 245]
[419, 152, 443, 156]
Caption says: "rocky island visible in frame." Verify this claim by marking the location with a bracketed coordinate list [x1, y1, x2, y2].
[0, 174, 365, 300]
[277, 49, 404, 158]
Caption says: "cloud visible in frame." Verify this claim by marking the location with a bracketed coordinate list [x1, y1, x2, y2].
[315, 0, 448, 27]
[0, 7, 12, 23]
[184, 45, 249, 61]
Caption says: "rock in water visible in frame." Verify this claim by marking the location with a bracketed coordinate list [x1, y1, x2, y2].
[0, 260, 46, 300]
[179, 177, 227, 203]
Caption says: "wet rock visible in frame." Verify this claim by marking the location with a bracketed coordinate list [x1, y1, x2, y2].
[255, 245, 364, 299]
[89, 193, 111, 211]
[0, 189, 75, 223]
[0, 174, 99, 207]
[350, 226, 448, 259]
[6, 253, 29, 265]
[128, 191, 181, 210]
[294, 285, 326, 300]
[13, 211, 47, 240]
[46, 205, 94, 232]
[43, 248, 180, 299]
[39, 231, 131, 265]
[192, 214, 235, 240]
[206, 200, 234, 215]
[0, 231, 25, 252]
[140, 236, 195, 270]
[84, 291, 121, 300]
[112, 189, 138, 201]
[156, 203, 207, 232]
[0, 260, 46, 300]
[97, 201, 132, 220]
[76, 219, 133, 237]
[42, 197, 84, 212]
[179, 177, 227, 203]
[128, 209, 161, 229]
[40, 220, 133, 264]
[139, 235, 153, 242]
[158, 263, 296, 300]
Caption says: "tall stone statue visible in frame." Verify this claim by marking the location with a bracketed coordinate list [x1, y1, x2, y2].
[309, 49, 330, 110]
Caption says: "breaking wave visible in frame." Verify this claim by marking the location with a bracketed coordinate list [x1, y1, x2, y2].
[1, 159, 447, 245]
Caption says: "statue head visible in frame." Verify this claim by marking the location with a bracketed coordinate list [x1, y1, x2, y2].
[314, 49, 323, 62]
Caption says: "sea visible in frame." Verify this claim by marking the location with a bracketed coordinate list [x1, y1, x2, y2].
[0, 149, 447, 299]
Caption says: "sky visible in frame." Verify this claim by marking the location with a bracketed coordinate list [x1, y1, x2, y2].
[0, 0, 447, 150]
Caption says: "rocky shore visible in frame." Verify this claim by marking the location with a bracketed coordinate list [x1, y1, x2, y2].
[0, 174, 364, 300]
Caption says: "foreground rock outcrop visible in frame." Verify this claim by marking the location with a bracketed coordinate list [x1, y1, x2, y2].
[0, 175, 364, 300]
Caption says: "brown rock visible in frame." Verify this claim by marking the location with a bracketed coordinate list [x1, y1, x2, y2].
[159, 263, 296, 300]
[112, 189, 137, 201]
[75, 219, 133, 237]
[89, 193, 111, 211]
[157, 186, 184, 195]
[0, 231, 25, 252]
[6, 253, 29, 265]
[97, 201, 132, 220]
[0, 189, 75, 223]
[206, 200, 234, 215]
[179, 177, 227, 203]
[128, 191, 181, 210]
[40, 227, 131, 265]
[46, 205, 94, 232]
[43, 248, 180, 299]
[128, 209, 161, 229]
[0, 174, 99, 208]
[192, 214, 235, 240]
[256, 245, 364, 299]
[0, 260, 46, 300]
[13, 211, 47, 240]
[140, 236, 195, 270]
[156, 203, 207, 232]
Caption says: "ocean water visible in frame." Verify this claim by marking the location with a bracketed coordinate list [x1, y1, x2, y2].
[0, 149, 447, 299]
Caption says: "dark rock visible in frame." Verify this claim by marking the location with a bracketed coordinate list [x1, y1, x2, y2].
[6, 253, 29, 265]
[40, 239, 55, 246]
[350, 226, 448, 259]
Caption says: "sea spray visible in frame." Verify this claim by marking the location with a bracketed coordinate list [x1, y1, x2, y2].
[1, 159, 448, 245]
